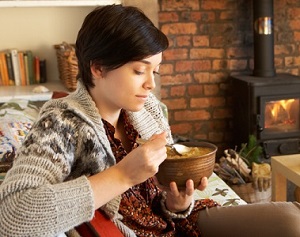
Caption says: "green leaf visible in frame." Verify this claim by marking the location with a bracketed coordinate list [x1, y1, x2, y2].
[239, 135, 263, 167]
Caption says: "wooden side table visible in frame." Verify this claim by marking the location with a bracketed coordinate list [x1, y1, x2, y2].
[271, 154, 300, 201]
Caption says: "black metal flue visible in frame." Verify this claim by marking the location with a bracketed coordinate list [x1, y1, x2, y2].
[253, 0, 276, 77]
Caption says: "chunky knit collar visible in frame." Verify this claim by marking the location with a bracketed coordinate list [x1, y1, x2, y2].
[67, 80, 173, 143]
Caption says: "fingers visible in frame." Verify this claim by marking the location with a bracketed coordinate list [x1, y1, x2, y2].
[169, 180, 194, 196]
[258, 177, 263, 192]
[156, 179, 194, 196]
[253, 177, 271, 191]
[155, 178, 203, 195]
[139, 132, 167, 154]
[263, 177, 271, 191]
[197, 177, 208, 191]
[149, 132, 168, 144]
[170, 181, 179, 193]
[164, 180, 195, 213]
[252, 177, 258, 190]
[185, 179, 194, 196]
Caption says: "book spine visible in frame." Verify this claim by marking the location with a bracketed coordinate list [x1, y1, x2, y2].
[5, 52, 15, 86]
[10, 49, 21, 86]
[23, 52, 30, 85]
[18, 51, 27, 86]
[0, 64, 2, 86]
[26, 50, 35, 84]
[0, 55, 4, 86]
[35, 56, 40, 83]
[39, 59, 47, 83]
[0, 52, 9, 86]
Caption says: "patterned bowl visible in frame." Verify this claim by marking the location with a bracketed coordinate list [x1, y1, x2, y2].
[156, 141, 217, 189]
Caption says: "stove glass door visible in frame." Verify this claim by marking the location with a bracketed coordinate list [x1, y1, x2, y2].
[259, 95, 300, 140]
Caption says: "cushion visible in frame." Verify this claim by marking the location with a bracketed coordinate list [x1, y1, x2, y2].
[194, 173, 247, 206]
[0, 99, 40, 165]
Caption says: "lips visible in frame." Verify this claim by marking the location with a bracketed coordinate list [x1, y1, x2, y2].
[136, 95, 148, 99]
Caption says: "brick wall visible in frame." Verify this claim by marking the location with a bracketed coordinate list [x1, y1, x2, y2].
[158, 0, 300, 154]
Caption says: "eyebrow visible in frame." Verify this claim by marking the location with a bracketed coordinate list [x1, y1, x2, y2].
[139, 59, 162, 66]
[140, 60, 151, 65]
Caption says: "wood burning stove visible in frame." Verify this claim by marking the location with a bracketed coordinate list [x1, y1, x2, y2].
[232, 74, 300, 158]
[231, 0, 300, 158]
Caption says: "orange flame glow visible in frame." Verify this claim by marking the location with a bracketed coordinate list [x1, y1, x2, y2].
[270, 99, 294, 121]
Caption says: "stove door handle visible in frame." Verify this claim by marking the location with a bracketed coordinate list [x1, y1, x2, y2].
[256, 114, 264, 132]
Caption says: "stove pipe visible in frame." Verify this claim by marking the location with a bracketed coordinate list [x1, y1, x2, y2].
[253, 0, 276, 77]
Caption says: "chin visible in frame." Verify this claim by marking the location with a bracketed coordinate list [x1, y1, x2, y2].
[131, 107, 143, 112]
[127, 104, 144, 112]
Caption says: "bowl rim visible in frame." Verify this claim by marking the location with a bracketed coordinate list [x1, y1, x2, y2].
[165, 141, 217, 161]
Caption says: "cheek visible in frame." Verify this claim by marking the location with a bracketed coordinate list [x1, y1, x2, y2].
[106, 69, 141, 94]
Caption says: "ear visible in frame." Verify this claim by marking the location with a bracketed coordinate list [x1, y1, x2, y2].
[90, 64, 103, 79]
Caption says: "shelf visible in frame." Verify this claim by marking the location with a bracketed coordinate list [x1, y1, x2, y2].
[0, 0, 122, 7]
[0, 81, 68, 103]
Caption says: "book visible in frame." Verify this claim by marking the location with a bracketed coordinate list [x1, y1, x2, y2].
[10, 49, 21, 86]
[34, 56, 40, 83]
[5, 52, 15, 85]
[0, 66, 2, 86]
[23, 52, 30, 85]
[0, 55, 4, 86]
[25, 50, 35, 84]
[18, 51, 27, 86]
[0, 52, 9, 86]
[39, 59, 47, 83]
[1, 49, 43, 86]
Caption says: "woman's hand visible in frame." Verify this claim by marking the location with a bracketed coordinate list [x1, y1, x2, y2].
[116, 132, 168, 187]
[89, 132, 167, 209]
[196, 176, 208, 191]
[154, 177, 208, 213]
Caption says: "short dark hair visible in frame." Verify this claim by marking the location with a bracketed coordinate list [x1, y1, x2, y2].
[75, 4, 169, 88]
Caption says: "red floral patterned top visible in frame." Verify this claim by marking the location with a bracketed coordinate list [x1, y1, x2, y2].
[102, 110, 218, 237]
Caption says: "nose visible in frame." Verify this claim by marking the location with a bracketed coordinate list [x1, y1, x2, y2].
[144, 72, 156, 90]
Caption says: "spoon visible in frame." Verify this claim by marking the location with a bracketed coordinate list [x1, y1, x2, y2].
[136, 137, 192, 156]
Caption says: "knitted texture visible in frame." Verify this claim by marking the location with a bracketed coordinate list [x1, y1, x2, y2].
[0, 80, 172, 237]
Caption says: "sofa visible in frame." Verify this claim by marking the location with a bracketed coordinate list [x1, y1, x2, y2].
[0, 97, 246, 204]
[0, 97, 246, 236]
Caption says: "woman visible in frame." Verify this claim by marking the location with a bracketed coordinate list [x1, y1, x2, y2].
[0, 4, 300, 237]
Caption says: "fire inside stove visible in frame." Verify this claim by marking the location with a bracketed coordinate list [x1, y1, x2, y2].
[264, 98, 299, 133]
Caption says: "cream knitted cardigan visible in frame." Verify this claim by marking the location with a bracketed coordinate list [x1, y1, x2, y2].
[0, 80, 173, 237]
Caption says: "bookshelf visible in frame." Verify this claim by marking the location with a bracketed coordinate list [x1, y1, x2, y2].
[0, 0, 121, 101]
[0, 0, 160, 101]
[0, 82, 66, 103]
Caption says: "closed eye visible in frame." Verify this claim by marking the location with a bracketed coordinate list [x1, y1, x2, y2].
[134, 70, 144, 75]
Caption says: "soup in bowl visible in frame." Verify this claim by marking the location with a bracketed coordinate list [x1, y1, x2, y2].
[156, 141, 217, 189]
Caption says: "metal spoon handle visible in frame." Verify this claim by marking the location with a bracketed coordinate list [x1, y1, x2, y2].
[136, 138, 182, 156]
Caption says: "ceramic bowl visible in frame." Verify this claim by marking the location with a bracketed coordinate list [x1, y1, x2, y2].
[156, 141, 217, 189]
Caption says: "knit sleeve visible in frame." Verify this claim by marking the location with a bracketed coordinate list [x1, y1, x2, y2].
[0, 109, 95, 237]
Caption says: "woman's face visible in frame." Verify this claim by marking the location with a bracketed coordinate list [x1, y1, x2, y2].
[93, 53, 162, 113]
